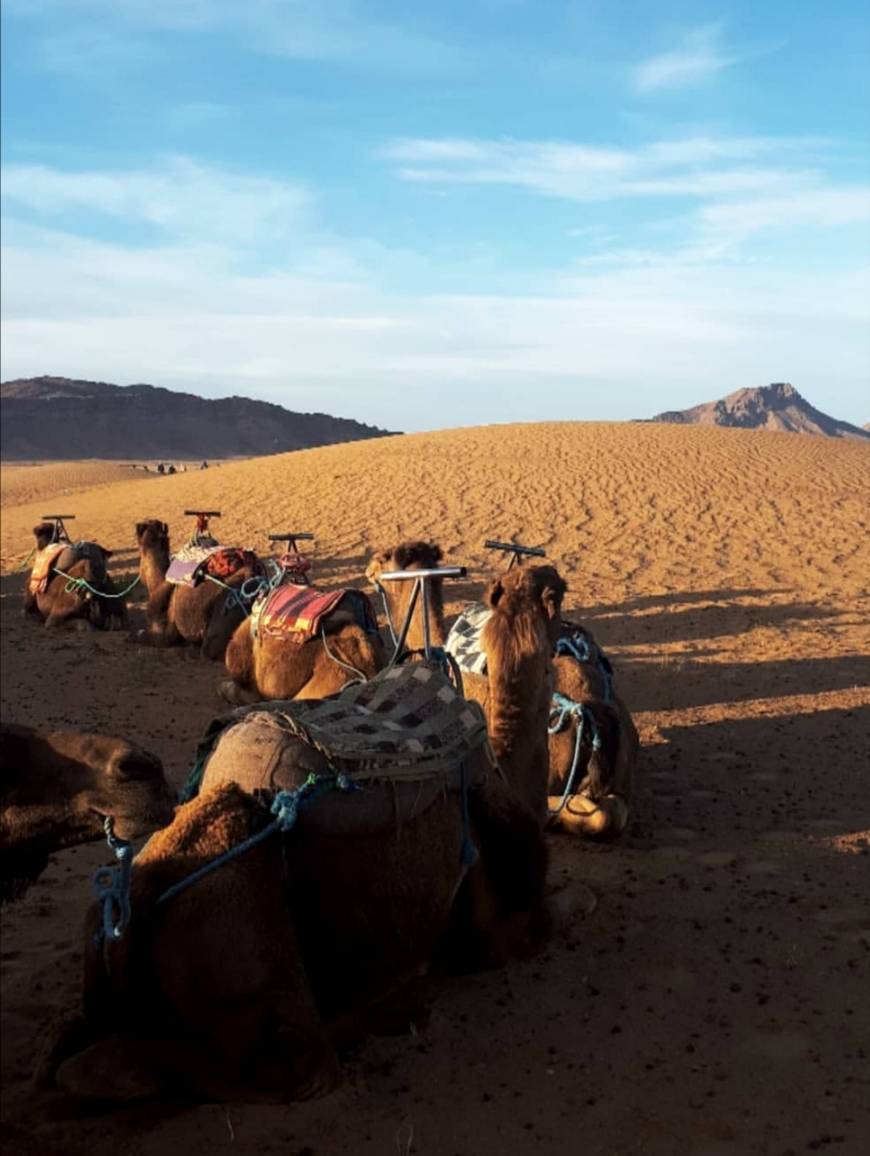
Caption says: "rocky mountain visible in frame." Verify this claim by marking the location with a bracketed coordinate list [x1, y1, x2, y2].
[0, 377, 396, 460]
[650, 383, 869, 440]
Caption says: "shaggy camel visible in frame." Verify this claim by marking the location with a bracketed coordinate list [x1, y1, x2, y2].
[0, 723, 175, 903]
[135, 520, 260, 660]
[218, 539, 444, 705]
[24, 523, 126, 631]
[46, 566, 562, 1102]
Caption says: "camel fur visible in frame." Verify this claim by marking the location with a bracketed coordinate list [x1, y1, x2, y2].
[47, 564, 563, 1103]
[135, 520, 257, 660]
[0, 723, 175, 903]
[24, 523, 126, 631]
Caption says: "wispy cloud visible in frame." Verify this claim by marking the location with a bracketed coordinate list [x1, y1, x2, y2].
[6, 0, 459, 73]
[384, 133, 825, 203]
[1, 158, 310, 247]
[634, 23, 782, 93]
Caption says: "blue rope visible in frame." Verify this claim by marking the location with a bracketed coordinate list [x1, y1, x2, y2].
[458, 760, 478, 867]
[156, 772, 356, 910]
[92, 817, 134, 940]
[548, 693, 602, 817]
[54, 568, 141, 600]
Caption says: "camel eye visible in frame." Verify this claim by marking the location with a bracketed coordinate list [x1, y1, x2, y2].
[113, 752, 159, 781]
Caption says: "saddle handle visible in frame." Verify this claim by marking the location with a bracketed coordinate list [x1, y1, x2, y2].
[484, 539, 546, 570]
[184, 510, 222, 517]
[380, 567, 468, 665]
[41, 513, 76, 519]
[268, 532, 314, 545]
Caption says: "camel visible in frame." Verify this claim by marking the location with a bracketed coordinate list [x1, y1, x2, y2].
[547, 622, 639, 839]
[45, 565, 563, 1103]
[135, 519, 261, 660]
[0, 723, 175, 904]
[446, 584, 638, 838]
[217, 539, 445, 706]
[24, 523, 127, 631]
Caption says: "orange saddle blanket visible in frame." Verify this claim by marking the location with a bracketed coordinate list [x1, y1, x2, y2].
[254, 584, 377, 643]
[28, 544, 67, 595]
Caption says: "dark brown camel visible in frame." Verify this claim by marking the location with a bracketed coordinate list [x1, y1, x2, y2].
[24, 523, 126, 631]
[44, 566, 564, 1103]
[135, 520, 260, 661]
[0, 723, 175, 904]
[218, 539, 445, 706]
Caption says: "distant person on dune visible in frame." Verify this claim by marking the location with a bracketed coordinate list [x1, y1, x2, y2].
[201, 460, 209, 470]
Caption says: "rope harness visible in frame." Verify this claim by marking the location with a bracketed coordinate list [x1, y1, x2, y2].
[554, 633, 612, 702]
[373, 579, 399, 649]
[547, 691, 602, 817]
[92, 817, 134, 941]
[157, 772, 357, 910]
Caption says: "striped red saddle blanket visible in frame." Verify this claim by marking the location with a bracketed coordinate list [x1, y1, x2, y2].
[254, 583, 378, 643]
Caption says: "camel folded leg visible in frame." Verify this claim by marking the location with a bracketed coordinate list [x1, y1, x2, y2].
[547, 792, 629, 838]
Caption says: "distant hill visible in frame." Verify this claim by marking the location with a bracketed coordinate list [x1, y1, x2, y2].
[0, 377, 396, 460]
[650, 383, 869, 440]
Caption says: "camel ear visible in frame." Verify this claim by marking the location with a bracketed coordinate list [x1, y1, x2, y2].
[161, 522, 168, 535]
[135, 522, 146, 537]
[433, 544, 443, 563]
[100, 547, 113, 559]
[487, 578, 504, 609]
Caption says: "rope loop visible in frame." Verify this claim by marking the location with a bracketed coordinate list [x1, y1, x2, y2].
[92, 817, 134, 941]
[548, 694, 602, 817]
[54, 568, 141, 600]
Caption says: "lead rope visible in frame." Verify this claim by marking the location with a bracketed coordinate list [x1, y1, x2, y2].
[320, 625, 369, 687]
[92, 817, 134, 941]
[373, 579, 399, 649]
[547, 693, 602, 816]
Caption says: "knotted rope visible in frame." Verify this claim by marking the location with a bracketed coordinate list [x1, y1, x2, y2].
[156, 772, 356, 910]
[92, 817, 134, 941]
[548, 692, 602, 817]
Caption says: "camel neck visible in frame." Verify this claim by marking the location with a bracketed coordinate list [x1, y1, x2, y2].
[383, 582, 446, 652]
[139, 543, 170, 593]
[485, 612, 553, 821]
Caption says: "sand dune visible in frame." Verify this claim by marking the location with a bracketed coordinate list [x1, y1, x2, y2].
[2, 422, 869, 1156]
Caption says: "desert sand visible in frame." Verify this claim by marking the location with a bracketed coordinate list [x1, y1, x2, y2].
[1, 421, 869, 1156]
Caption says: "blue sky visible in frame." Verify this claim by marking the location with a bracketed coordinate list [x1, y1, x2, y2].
[2, 1, 868, 430]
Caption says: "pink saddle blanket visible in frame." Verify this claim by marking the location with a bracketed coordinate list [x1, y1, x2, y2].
[255, 584, 375, 643]
[28, 544, 67, 595]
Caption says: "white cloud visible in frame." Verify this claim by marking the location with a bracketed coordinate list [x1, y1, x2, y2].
[1, 158, 310, 246]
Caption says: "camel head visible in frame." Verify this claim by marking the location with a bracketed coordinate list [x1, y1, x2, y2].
[33, 522, 57, 551]
[135, 519, 170, 555]
[0, 724, 176, 846]
[366, 540, 447, 648]
[485, 563, 567, 651]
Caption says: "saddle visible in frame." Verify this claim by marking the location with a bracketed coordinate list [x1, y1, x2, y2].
[28, 544, 67, 595]
[194, 663, 495, 835]
[165, 546, 258, 588]
[251, 583, 378, 643]
[28, 541, 108, 595]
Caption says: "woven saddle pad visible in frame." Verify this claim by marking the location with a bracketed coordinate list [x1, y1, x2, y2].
[446, 601, 492, 676]
[203, 662, 491, 784]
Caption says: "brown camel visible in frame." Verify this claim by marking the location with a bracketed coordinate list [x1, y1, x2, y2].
[45, 565, 563, 1103]
[0, 723, 175, 904]
[547, 623, 639, 839]
[24, 523, 127, 631]
[218, 539, 445, 706]
[365, 540, 449, 652]
[447, 586, 638, 839]
[135, 520, 260, 660]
